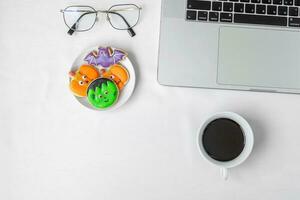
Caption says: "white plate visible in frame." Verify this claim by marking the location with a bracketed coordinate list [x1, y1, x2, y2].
[70, 46, 136, 111]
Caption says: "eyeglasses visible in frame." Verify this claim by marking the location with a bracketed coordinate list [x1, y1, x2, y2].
[60, 4, 142, 37]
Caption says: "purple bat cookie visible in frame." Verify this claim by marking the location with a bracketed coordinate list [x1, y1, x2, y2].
[84, 47, 127, 68]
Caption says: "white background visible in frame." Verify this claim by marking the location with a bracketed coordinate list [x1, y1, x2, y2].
[1, 0, 300, 199]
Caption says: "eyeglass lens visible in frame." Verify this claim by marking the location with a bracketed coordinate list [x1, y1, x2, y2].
[63, 6, 97, 31]
[107, 4, 140, 30]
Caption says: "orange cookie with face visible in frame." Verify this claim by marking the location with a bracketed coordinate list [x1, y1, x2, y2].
[100, 64, 129, 90]
[69, 65, 100, 97]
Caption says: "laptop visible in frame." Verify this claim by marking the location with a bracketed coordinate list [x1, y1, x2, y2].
[158, 0, 300, 94]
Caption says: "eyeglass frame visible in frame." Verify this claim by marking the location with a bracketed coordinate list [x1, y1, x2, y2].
[60, 4, 142, 37]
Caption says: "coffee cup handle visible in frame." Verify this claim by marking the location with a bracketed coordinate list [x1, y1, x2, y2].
[220, 168, 228, 180]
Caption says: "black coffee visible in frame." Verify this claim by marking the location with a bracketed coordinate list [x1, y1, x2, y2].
[202, 118, 245, 162]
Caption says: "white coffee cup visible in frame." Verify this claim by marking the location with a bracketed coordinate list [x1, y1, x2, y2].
[197, 112, 254, 180]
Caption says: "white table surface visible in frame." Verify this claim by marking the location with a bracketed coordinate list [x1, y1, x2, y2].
[1, 0, 300, 199]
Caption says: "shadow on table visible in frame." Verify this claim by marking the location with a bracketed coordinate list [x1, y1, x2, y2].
[125, 49, 141, 104]
[234, 113, 268, 173]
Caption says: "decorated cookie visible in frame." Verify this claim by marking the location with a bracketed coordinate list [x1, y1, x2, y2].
[87, 78, 119, 109]
[84, 47, 127, 68]
[100, 64, 129, 90]
[69, 65, 100, 97]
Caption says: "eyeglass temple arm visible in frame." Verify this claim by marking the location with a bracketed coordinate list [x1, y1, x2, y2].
[107, 11, 136, 37]
[67, 11, 96, 35]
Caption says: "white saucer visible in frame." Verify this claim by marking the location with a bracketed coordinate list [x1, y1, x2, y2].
[70, 46, 136, 111]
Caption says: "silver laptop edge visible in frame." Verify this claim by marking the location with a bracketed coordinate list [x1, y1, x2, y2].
[158, 0, 300, 94]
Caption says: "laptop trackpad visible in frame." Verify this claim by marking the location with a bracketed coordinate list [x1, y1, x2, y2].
[218, 27, 300, 89]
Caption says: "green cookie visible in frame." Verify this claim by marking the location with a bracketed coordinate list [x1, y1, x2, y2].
[87, 78, 119, 109]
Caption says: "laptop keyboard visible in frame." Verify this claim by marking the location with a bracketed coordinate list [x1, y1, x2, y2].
[186, 0, 300, 27]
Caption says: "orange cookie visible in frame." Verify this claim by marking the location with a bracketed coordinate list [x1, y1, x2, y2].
[69, 65, 100, 97]
[100, 64, 129, 90]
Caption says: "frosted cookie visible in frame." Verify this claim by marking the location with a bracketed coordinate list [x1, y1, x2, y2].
[84, 47, 127, 68]
[69, 65, 100, 97]
[87, 78, 119, 109]
[100, 64, 129, 90]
